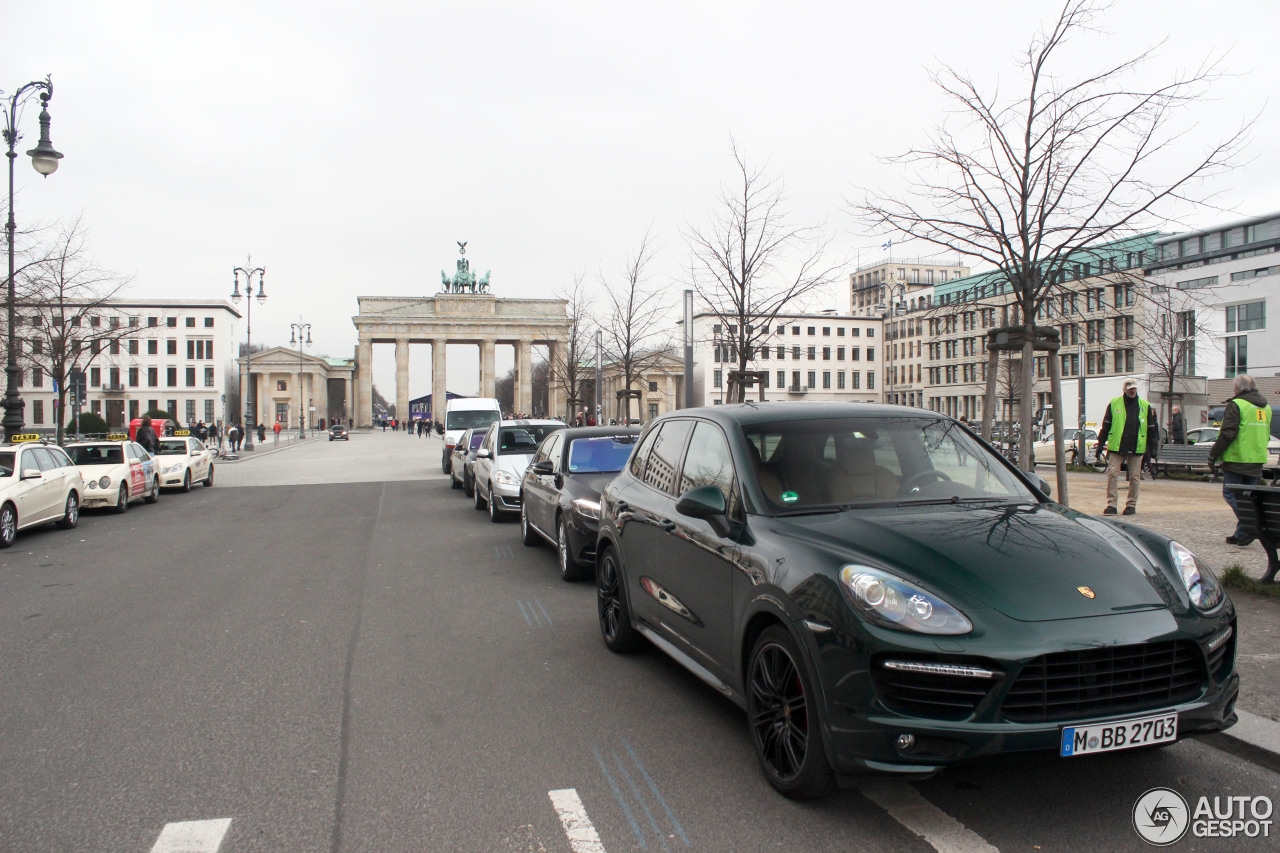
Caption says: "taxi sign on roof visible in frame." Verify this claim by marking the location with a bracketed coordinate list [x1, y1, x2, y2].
[9, 433, 42, 442]
[173, 430, 190, 436]
[106, 433, 128, 441]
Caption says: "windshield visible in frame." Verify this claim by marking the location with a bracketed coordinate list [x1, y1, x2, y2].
[68, 445, 124, 466]
[499, 424, 564, 454]
[447, 410, 500, 431]
[157, 440, 187, 456]
[567, 435, 637, 473]
[743, 415, 1034, 511]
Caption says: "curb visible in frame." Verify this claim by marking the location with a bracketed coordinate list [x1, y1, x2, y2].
[1202, 709, 1280, 775]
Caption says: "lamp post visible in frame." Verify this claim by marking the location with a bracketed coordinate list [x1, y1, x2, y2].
[231, 258, 266, 450]
[3, 77, 63, 441]
[878, 282, 906, 406]
[289, 320, 311, 439]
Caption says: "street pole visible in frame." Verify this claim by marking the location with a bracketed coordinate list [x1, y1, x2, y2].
[683, 289, 694, 409]
[231, 259, 266, 450]
[289, 320, 311, 439]
[3, 77, 63, 441]
[595, 330, 602, 426]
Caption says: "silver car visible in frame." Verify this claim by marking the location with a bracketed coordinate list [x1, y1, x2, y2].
[472, 419, 566, 522]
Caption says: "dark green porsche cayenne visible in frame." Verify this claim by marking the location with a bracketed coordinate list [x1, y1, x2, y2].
[595, 403, 1238, 798]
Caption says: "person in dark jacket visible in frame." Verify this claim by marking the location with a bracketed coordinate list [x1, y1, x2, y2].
[1208, 374, 1272, 546]
[1095, 378, 1160, 516]
[1170, 406, 1187, 445]
[257, 423, 266, 443]
[135, 416, 160, 455]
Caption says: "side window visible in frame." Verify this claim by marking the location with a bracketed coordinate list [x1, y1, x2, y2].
[679, 422, 737, 510]
[643, 419, 693, 495]
[30, 447, 58, 471]
[546, 434, 565, 470]
[46, 447, 72, 468]
[131, 442, 150, 461]
[189, 439, 202, 453]
[628, 425, 662, 479]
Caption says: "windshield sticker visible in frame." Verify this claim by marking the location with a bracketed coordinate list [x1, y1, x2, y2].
[781, 491, 799, 504]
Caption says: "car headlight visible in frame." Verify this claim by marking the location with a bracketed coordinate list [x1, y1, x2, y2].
[572, 498, 601, 520]
[1170, 541, 1223, 610]
[493, 469, 520, 485]
[163, 463, 183, 474]
[839, 565, 972, 635]
[97, 476, 111, 489]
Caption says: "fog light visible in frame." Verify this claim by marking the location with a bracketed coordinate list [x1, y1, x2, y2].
[896, 734, 915, 752]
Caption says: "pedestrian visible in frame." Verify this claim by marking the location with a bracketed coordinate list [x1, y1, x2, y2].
[258, 422, 267, 443]
[1208, 374, 1271, 546]
[1095, 378, 1160, 516]
[135, 415, 160, 456]
[272, 421, 281, 444]
[207, 422, 220, 452]
[195, 421, 207, 442]
[227, 423, 239, 452]
[1170, 405, 1187, 445]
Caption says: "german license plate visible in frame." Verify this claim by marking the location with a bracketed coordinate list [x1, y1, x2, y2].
[1060, 712, 1178, 756]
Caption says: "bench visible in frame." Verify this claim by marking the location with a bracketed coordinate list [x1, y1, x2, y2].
[1158, 444, 1218, 480]
[1227, 483, 1280, 583]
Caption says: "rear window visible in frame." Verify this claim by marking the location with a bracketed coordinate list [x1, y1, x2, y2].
[68, 445, 124, 465]
[566, 435, 637, 473]
[447, 410, 500, 431]
[157, 440, 187, 455]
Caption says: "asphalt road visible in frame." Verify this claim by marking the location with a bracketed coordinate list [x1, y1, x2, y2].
[2, 432, 1278, 852]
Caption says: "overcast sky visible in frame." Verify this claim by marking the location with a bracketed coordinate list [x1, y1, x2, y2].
[7, 0, 1278, 400]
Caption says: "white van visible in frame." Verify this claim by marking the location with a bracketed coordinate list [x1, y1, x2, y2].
[442, 397, 502, 474]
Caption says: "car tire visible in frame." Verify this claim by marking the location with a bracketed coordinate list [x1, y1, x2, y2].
[464, 472, 474, 498]
[145, 476, 160, 504]
[597, 546, 643, 652]
[115, 484, 130, 514]
[56, 492, 80, 529]
[0, 502, 16, 548]
[442, 453, 451, 475]
[204, 465, 214, 488]
[558, 517, 588, 582]
[488, 485, 502, 523]
[451, 470, 461, 490]
[520, 501, 540, 546]
[180, 471, 191, 493]
[473, 480, 485, 511]
[747, 625, 836, 800]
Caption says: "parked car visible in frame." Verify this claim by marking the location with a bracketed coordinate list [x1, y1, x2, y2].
[449, 428, 486, 495]
[442, 397, 502, 474]
[0, 435, 84, 548]
[471, 419, 566, 521]
[154, 432, 214, 491]
[519, 426, 639, 580]
[65, 436, 160, 512]
[1031, 428, 1097, 466]
[1185, 427, 1219, 445]
[595, 403, 1237, 798]
[329, 423, 349, 441]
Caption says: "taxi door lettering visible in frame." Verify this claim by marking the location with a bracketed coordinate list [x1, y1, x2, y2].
[130, 463, 143, 495]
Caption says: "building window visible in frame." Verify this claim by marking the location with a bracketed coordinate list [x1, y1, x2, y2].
[204, 317, 214, 327]
[167, 339, 177, 355]
[792, 326, 800, 335]
[128, 339, 139, 355]
[807, 326, 815, 336]
[837, 327, 845, 337]
[277, 380, 287, 391]
[110, 339, 120, 355]
[185, 367, 196, 387]
[167, 400, 177, 417]
[128, 367, 139, 387]
[167, 317, 177, 327]
[128, 316, 139, 327]
[185, 317, 196, 327]
[822, 327, 830, 336]
[148, 316, 158, 327]
[90, 367, 100, 386]
[32, 400, 43, 424]
[713, 370, 722, 389]
[148, 367, 158, 387]
[806, 346, 816, 360]
[205, 400, 215, 423]
[822, 347, 831, 360]
[110, 367, 120, 388]
[204, 367, 215, 387]
[147, 339, 158, 355]
[776, 371, 785, 389]
[29, 367, 41, 388]
[648, 381, 658, 392]
[167, 367, 177, 387]
[837, 371, 846, 389]
[1225, 336, 1247, 378]
[851, 371, 861, 389]
[1226, 300, 1266, 332]
[792, 346, 800, 360]
[822, 371, 831, 389]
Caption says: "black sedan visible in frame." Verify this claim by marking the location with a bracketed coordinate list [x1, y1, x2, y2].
[595, 403, 1237, 798]
[519, 426, 639, 580]
[328, 423, 349, 441]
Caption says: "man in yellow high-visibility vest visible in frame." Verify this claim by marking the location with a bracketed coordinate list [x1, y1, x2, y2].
[1095, 377, 1160, 516]
[1209, 373, 1272, 546]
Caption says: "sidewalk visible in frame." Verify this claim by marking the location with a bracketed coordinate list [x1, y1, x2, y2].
[216, 430, 321, 462]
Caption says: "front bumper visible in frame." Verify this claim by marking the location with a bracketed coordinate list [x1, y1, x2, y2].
[81, 486, 122, 508]
[157, 468, 189, 487]
[491, 481, 522, 512]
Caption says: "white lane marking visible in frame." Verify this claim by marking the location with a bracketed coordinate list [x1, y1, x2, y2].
[860, 781, 998, 853]
[549, 788, 607, 853]
[150, 818, 232, 853]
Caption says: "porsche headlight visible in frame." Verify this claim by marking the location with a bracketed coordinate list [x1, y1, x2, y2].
[1170, 541, 1223, 610]
[840, 565, 972, 635]
[493, 469, 520, 485]
[572, 498, 601, 520]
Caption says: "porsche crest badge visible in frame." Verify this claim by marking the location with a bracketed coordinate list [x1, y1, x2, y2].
[1077, 586, 1096, 599]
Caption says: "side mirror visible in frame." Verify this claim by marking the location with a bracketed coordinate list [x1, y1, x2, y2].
[1028, 472, 1052, 498]
[20, 468, 42, 480]
[477, 448, 491, 459]
[675, 484, 732, 537]
[530, 460, 554, 475]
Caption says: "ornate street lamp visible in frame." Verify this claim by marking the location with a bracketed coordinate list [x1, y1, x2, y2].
[289, 320, 311, 439]
[3, 77, 64, 441]
[231, 258, 266, 450]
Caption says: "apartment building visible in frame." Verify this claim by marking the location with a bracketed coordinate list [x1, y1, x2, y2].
[690, 310, 882, 405]
[15, 298, 242, 432]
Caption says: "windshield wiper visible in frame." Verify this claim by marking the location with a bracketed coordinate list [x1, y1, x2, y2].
[772, 506, 844, 517]
[896, 495, 1013, 507]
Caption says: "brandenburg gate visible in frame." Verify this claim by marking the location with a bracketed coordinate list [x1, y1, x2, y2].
[351, 244, 570, 427]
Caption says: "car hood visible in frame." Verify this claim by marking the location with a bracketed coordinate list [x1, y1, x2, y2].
[496, 453, 534, 476]
[773, 502, 1168, 622]
[564, 472, 619, 499]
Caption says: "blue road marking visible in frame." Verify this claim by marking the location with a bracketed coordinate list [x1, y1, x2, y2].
[623, 738, 690, 846]
[595, 747, 645, 849]
[535, 599, 553, 626]
[613, 750, 671, 852]
[517, 600, 533, 627]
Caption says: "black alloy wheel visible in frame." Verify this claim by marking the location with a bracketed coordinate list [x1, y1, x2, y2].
[0, 503, 15, 548]
[558, 517, 587, 582]
[180, 470, 191, 493]
[115, 484, 130, 514]
[204, 465, 214, 487]
[520, 501, 540, 546]
[488, 484, 502, 523]
[597, 547, 642, 652]
[57, 493, 80, 529]
[747, 625, 835, 799]
[145, 476, 160, 504]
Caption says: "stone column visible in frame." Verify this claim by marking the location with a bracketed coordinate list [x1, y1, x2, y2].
[516, 339, 533, 416]
[344, 376, 352, 423]
[546, 341, 561, 419]
[480, 339, 496, 399]
[357, 337, 373, 428]
[257, 372, 270, 429]
[291, 371, 301, 428]
[395, 338, 410, 425]
[431, 339, 447, 424]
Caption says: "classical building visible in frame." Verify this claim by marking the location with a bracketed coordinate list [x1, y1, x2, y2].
[596, 351, 685, 423]
[234, 347, 355, 429]
[349, 246, 571, 428]
[15, 298, 242, 432]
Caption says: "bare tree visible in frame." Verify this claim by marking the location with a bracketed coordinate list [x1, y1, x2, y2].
[544, 272, 596, 420]
[687, 142, 840, 402]
[1133, 283, 1219, 431]
[855, 0, 1248, 482]
[600, 231, 674, 423]
[14, 217, 137, 443]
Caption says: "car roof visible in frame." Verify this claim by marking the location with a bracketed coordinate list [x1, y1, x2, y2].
[497, 419, 563, 427]
[647, 401, 944, 428]
[559, 426, 641, 440]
